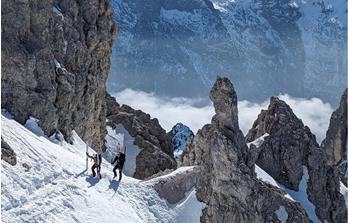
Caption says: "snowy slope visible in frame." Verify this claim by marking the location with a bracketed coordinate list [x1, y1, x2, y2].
[1, 114, 204, 223]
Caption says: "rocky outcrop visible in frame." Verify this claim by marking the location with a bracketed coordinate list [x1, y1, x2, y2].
[153, 167, 198, 204]
[168, 123, 194, 161]
[1, 138, 16, 166]
[1, 0, 116, 150]
[245, 97, 315, 190]
[321, 89, 347, 185]
[182, 77, 311, 223]
[106, 93, 176, 179]
[246, 96, 347, 223]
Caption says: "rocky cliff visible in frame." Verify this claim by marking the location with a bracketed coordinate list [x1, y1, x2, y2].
[182, 77, 311, 223]
[246, 96, 347, 223]
[321, 89, 347, 185]
[1, 0, 116, 150]
[105, 93, 176, 179]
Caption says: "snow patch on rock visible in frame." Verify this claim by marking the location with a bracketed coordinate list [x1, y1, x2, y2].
[340, 182, 348, 206]
[251, 133, 322, 222]
[247, 133, 269, 148]
[145, 166, 195, 186]
[104, 125, 124, 161]
[283, 166, 321, 223]
[24, 117, 45, 137]
[104, 124, 140, 177]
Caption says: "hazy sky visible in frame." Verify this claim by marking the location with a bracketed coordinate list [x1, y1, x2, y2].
[114, 89, 334, 143]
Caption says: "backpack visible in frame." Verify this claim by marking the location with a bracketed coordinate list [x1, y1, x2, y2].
[118, 153, 126, 165]
[98, 154, 102, 166]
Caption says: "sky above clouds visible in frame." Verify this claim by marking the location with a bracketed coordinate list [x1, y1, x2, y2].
[114, 89, 334, 143]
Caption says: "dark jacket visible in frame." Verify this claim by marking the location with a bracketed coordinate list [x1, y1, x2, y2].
[112, 153, 126, 167]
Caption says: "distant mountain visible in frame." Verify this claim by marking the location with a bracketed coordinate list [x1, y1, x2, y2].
[168, 123, 194, 160]
[108, 0, 347, 105]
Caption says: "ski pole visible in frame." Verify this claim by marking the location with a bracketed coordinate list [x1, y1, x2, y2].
[86, 141, 89, 170]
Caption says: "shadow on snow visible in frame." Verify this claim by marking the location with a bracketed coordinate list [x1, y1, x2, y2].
[85, 176, 101, 187]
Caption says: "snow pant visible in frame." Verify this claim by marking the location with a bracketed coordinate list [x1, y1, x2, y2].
[113, 164, 124, 180]
[91, 164, 101, 178]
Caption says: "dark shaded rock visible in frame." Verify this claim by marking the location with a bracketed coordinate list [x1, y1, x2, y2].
[22, 163, 31, 172]
[210, 77, 239, 131]
[182, 77, 311, 223]
[1, 138, 16, 166]
[255, 180, 311, 223]
[106, 93, 176, 179]
[246, 96, 347, 223]
[245, 97, 315, 190]
[1, 0, 116, 151]
[321, 89, 347, 185]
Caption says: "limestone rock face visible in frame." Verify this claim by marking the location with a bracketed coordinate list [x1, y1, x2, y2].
[153, 167, 198, 204]
[321, 89, 347, 185]
[1, 138, 16, 166]
[246, 97, 315, 190]
[246, 97, 347, 223]
[182, 77, 311, 223]
[209, 77, 239, 131]
[106, 93, 176, 179]
[1, 0, 116, 150]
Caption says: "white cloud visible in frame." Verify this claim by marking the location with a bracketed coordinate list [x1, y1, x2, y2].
[114, 89, 333, 143]
[113, 89, 214, 134]
[237, 100, 268, 135]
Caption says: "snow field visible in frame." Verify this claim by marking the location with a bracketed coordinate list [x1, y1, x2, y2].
[1, 114, 204, 223]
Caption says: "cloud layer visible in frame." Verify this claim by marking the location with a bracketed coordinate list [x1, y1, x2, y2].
[114, 89, 333, 143]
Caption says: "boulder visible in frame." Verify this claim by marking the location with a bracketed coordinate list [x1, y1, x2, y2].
[1, 138, 16, 166]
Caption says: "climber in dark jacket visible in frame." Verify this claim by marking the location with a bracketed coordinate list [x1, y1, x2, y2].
[86, 153, 102, 179]
[111, 152, 126, 181]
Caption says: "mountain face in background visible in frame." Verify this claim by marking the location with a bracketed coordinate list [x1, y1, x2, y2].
[168, 123, 194, 160]
[108, 0, 347, 105]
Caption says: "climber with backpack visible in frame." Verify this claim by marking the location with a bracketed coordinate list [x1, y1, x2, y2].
[111, 143, 126, 181]
[86, 152, 102, 179]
